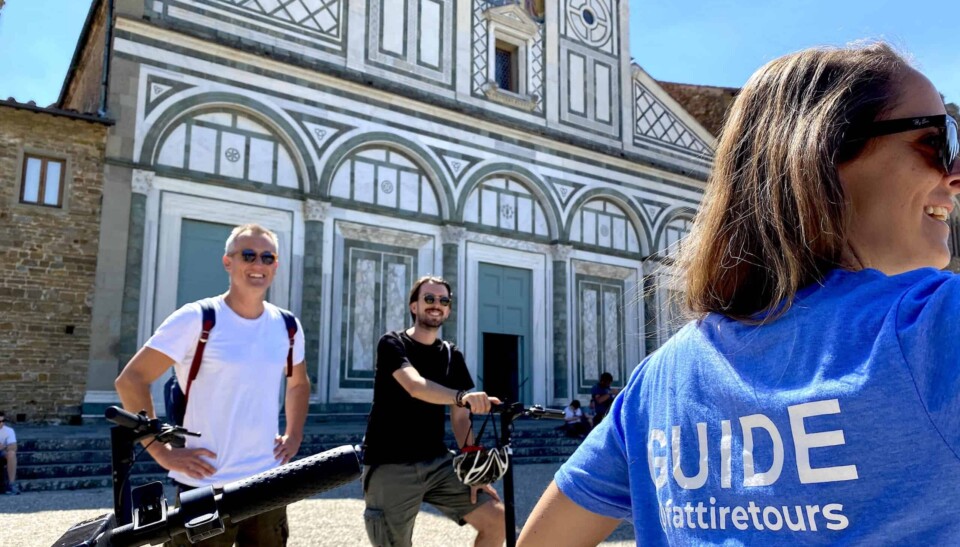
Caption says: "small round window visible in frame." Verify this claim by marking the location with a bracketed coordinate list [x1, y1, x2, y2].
[582, 8, 595, 25]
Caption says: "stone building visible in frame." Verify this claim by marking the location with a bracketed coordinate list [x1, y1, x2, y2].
[66, 0, 714, 415]
[0, 99, 111, 421]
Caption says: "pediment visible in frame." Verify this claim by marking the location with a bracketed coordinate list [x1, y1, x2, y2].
[483, 4, 539, 38]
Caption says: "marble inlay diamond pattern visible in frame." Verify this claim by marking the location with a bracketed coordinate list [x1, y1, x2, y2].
[472, 2, 489, 95]
[634, 81, 709, 153]
[530, 26, 545, 112]
[227, 0, 342, 36]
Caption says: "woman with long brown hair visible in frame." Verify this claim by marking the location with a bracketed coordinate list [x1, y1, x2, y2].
[518, 42, 960, 545]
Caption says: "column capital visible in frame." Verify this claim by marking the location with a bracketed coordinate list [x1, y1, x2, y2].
[304, 199, 331, 222]
[551, 244, 573, 262]
[441, 225, 467, 245]
[131, 169, 155, 195]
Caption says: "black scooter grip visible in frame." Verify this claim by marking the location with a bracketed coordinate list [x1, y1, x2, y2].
[104, 406, 149, 430]
[220, 444, 362, 523]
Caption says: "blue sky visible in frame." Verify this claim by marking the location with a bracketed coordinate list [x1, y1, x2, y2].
[0, 0, 957, 107]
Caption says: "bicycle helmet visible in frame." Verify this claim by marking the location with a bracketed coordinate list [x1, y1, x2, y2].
[453, 408, 511, 486]
[453, 444, 510, 486]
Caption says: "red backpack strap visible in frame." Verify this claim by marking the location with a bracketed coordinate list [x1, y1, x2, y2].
[279, 310, 298, 378]
[184, 300, 216, 403]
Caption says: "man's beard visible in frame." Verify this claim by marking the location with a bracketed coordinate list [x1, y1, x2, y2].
[416, 313, 445, 329]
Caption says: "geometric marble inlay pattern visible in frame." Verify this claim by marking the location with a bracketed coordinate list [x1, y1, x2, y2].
[661, 215, 693, 258]
[463, 175, 549, 238]
[224, 0, 343, 36]
[570, 199, 640, 253]
[634, 81, 709, 154]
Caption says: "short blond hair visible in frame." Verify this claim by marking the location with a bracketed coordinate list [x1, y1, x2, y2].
[224, 224, 279, 255]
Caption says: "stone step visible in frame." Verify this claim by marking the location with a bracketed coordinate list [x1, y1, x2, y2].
[17, 473, 170, 493]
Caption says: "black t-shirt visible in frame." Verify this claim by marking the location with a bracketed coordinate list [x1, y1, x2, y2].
[363, 330, 474, 465]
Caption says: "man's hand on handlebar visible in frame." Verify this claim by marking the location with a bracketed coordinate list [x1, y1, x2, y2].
[149, 444, 218, 480]
[461, 392, 501, 414]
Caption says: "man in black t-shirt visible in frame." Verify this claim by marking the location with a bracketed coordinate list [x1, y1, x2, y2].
[362, 276, 504, 547]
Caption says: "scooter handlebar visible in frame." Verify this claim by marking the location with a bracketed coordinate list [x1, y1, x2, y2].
[103, 444, 362, 546]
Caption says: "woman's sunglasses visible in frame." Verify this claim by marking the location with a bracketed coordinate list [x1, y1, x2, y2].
[422, 294, 452, 307]
[846, 114, 959, 174]
[234, 249, 277, 265]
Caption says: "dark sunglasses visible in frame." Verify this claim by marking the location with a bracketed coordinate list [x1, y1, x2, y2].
[234, 249, 277, 265]
[422, 294, 452, 307]
[846, 114, 959, 174]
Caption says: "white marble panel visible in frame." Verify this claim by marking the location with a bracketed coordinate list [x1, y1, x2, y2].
[597, 214, 612, 248]
[234, 116, 271, 135]
[569, 215, 582, 242]
[331, 163, 351, 198]
[358, 148, 387, 162]
[603, 290, 619, 380]
[464, 191, 479, 223]
[517, 196, 533, 233]
[628, 229, 639, 253]
[385, 262, 408, 332]
[584, 200, 604, 211]
[419, 0, 441, 68]
[612, 216, 626, 250]
[353, 161, 375, 203]
[388, 150, 415, 168]
[158, 124, 186, 168]
[595, 62, 611, 122]
[535, 207, 548, 237]
[196, 112, 232, 126]
[248, 138, 275, 184]
[351, 258, 377, 370]
[188, 125, 217, 174]
[276, 149, 298, 188]
[582, 288, 598, 380]
[480, 188, 498, 226]
[498, 193, 516, 230]
[398, 170, 419, 211]
[382, 0, 406, 55]
[377, 166, 400, 208]
[421, 179, 439, 216]
[582, 210, 597, 245]
[569, 53, 585, 114]
[219, 131, 246, 179]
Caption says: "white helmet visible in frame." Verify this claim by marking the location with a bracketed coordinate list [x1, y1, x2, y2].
[453, 445, 510, 486]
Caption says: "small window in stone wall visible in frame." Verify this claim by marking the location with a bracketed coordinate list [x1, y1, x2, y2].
[20, 154, 65, 208]
[495, 41, 518, 93]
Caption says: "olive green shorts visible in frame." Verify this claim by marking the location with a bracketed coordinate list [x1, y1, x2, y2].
[362, 453, 493, 547]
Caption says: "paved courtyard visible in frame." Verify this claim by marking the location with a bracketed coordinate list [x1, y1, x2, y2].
[2, 462, 635, 546]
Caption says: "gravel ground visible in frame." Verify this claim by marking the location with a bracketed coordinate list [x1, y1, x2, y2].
[1, 463, 635, 547]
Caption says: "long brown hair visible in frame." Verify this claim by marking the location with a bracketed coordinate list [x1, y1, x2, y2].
[680, 42, 909, 322]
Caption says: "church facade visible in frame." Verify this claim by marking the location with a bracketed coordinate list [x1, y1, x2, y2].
[66, 0, 714, 412]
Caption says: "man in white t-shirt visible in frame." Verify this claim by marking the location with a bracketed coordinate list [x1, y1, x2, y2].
[561, 400, 589, 438]
[0, 412, 19, 495]
[115, 223, 309, 546]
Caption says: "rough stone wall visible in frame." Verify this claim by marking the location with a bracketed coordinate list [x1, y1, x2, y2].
[0, 107, 107, 422]
[60, 0, 106, 115]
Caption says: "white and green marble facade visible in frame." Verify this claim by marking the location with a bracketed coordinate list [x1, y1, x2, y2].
[85, 0, 715, 409]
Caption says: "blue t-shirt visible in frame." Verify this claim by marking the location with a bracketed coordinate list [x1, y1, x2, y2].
[556, 268, 960, 545]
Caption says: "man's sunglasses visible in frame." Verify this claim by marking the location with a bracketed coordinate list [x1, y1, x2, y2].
[846, 114, 959, 174]
[422, 294, 452, 307]
[234, 249, 277, 265]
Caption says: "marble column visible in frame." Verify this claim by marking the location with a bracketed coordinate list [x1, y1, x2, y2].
[117, 169, 153, 370]
[551, 244, 572, 400]
[441, 225, 466, 345]
[302, 199, 330, 388]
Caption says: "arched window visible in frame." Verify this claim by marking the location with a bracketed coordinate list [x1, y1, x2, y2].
[661, 215, 693, 258]
[463, 175, 549, 237]
[156, 110, 301, 188]
[329, 146, 440, 217]
[570, 198, 640, 253]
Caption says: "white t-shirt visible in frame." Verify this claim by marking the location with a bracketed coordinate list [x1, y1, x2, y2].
[564, 407, 583, 423]
[0, 425, 16, 449]
[146, 296, 305, 487]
